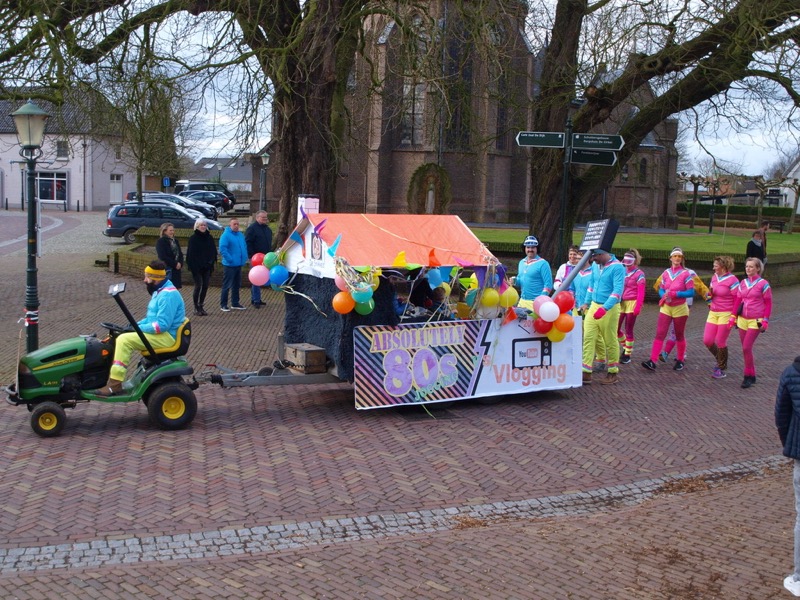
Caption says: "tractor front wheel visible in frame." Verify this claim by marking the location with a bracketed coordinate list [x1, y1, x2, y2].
[30, 402, 66, 437]
[146, 382, 197, 430]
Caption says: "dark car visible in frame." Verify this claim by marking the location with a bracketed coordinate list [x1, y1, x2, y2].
[124, 192, 219, 219]
[174, 181, 236, 208]
[105, 202, 223, 244]
[179, 190, 233, 213]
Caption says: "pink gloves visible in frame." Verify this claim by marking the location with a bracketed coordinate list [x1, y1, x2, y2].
[594, 307, 607, 319]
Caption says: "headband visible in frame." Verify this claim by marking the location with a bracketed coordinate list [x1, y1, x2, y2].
[145, 266, 167, 280]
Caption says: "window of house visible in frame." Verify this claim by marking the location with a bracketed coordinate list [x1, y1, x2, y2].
[620, 164, 629, 182]
[638, 158, 648, 184]
[36, 172, 68, 202]
[56, 140, 70, 159]
[115, 145, 122, 160]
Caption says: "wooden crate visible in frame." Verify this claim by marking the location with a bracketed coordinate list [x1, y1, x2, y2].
[284, 343, 327, 374]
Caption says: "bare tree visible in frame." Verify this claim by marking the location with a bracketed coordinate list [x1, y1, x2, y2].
[0, 0, 799, 253]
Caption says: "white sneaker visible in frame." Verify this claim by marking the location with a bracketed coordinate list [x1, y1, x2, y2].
[784, 575, 800, 596]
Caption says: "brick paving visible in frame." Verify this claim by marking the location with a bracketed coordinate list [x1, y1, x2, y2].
[0, 209, 798, 598]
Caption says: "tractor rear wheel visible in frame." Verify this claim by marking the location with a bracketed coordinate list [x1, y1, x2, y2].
[146, 382, 197, 430]
[30, 402, 66, 437]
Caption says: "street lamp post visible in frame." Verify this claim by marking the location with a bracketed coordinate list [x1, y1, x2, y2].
[11, 100, 50, 353]
[259, 152, 270, 212]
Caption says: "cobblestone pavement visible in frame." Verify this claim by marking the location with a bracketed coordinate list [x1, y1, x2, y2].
[0, 209, 798, 599]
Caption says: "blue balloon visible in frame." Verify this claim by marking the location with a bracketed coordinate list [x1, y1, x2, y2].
[269, 265, 289, 287]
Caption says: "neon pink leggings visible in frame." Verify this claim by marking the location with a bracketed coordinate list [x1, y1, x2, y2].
[739, 328, 761, 377]
[703, 322, 732, 350]
[650, 314, 688, 362]
[618, 312, 638, 340]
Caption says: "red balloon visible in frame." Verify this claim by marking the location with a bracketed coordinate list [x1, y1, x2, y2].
[553, 291, 575, 313]
[533, 317, 553, 334]
[251, 252, 265, 267]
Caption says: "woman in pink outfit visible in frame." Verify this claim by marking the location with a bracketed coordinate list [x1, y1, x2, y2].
[730, 257, 772, 389]
[703, 256, 739, 379]
[617, 249, 645, 364]
[641, 247, 695, 372]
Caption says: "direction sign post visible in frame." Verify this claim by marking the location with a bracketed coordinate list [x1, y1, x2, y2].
[515, 131, 565, 149]
[571, 133, 624, 151]
[571, 149, 618, 167]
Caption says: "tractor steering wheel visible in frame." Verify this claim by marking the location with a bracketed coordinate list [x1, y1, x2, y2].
[100, 322, 131, 334]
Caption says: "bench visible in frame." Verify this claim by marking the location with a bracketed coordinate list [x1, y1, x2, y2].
[38, 199, 68, 212]
[765, 220, 785, 234]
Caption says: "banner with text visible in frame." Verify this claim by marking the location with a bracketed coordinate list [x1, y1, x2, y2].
[353, 317, 582, 409]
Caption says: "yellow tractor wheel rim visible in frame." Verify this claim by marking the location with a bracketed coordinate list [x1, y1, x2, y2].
[38, 412, 59, 431]
[162, 397, 186, 420]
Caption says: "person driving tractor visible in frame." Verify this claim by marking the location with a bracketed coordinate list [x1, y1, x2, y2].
[94, 260, 186, 396]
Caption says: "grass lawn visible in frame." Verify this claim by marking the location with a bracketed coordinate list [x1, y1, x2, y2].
[473, 225, 800, 256]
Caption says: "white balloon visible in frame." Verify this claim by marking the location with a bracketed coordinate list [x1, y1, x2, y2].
[538, 301, 560, 323]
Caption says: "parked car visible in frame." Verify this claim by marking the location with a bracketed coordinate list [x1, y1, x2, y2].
[105, 202, 223, 244]
[124, 191, 219, 219]
[178, 190, 233, 213]
[174, 180, 236, 209]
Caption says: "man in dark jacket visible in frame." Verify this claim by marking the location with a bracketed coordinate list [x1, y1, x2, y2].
[775, 356, 800, 596]
[244, 210, 273, 308]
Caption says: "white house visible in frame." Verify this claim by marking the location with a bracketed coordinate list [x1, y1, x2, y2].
[0, 93, 139, 212]
[782, 158, 800, 213]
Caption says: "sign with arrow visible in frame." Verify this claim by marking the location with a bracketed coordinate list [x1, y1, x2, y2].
[571, 133, 625, 151]
[516, 131, 565, 148]
[571, 149, 618, 166]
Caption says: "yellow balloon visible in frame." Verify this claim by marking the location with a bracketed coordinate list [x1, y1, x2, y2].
[440, 282, 451, 297]
[499, 286, 520, 308]
[547, 328, 566, 342]
[481, 288, 500, 307]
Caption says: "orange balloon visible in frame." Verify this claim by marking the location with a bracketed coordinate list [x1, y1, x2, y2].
[554, 313, 575, 333]
[332, 291, 356, 314]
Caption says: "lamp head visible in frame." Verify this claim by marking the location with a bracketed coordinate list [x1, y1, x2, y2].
[10, 100, 49, 150]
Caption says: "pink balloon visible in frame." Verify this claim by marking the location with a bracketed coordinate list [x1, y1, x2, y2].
[334, 275, 348, 291]
[248, 265, 270, 286]
[533, 295, 550, 314]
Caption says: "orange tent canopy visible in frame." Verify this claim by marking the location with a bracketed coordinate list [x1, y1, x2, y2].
[297, 213, 496, 268]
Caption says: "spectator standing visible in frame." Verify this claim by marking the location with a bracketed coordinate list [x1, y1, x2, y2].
[641, 247, 695, 372]
[702, 255, 739, 379]
[516, 235, 552, 311]
[617, 249, 645, 364]
[218, 218, 248, 312]
[581, 248, 625, 386]
[775, 356, 800, 598]
[245, 210, 273, 308]
[155, 223, 184, 289]
[185, 219, 217, 316]
[730, 257, 772, 388]
[746, 229, 766, 263]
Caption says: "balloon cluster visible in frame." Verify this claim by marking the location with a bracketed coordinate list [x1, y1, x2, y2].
[461, 268, 519, 319]
[331, 259, 382, 316]
[530, 291, 575, 342]
[248, 251, 289, 289]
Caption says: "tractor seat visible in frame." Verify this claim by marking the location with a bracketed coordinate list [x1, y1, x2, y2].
[141, 319, 191, 362]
